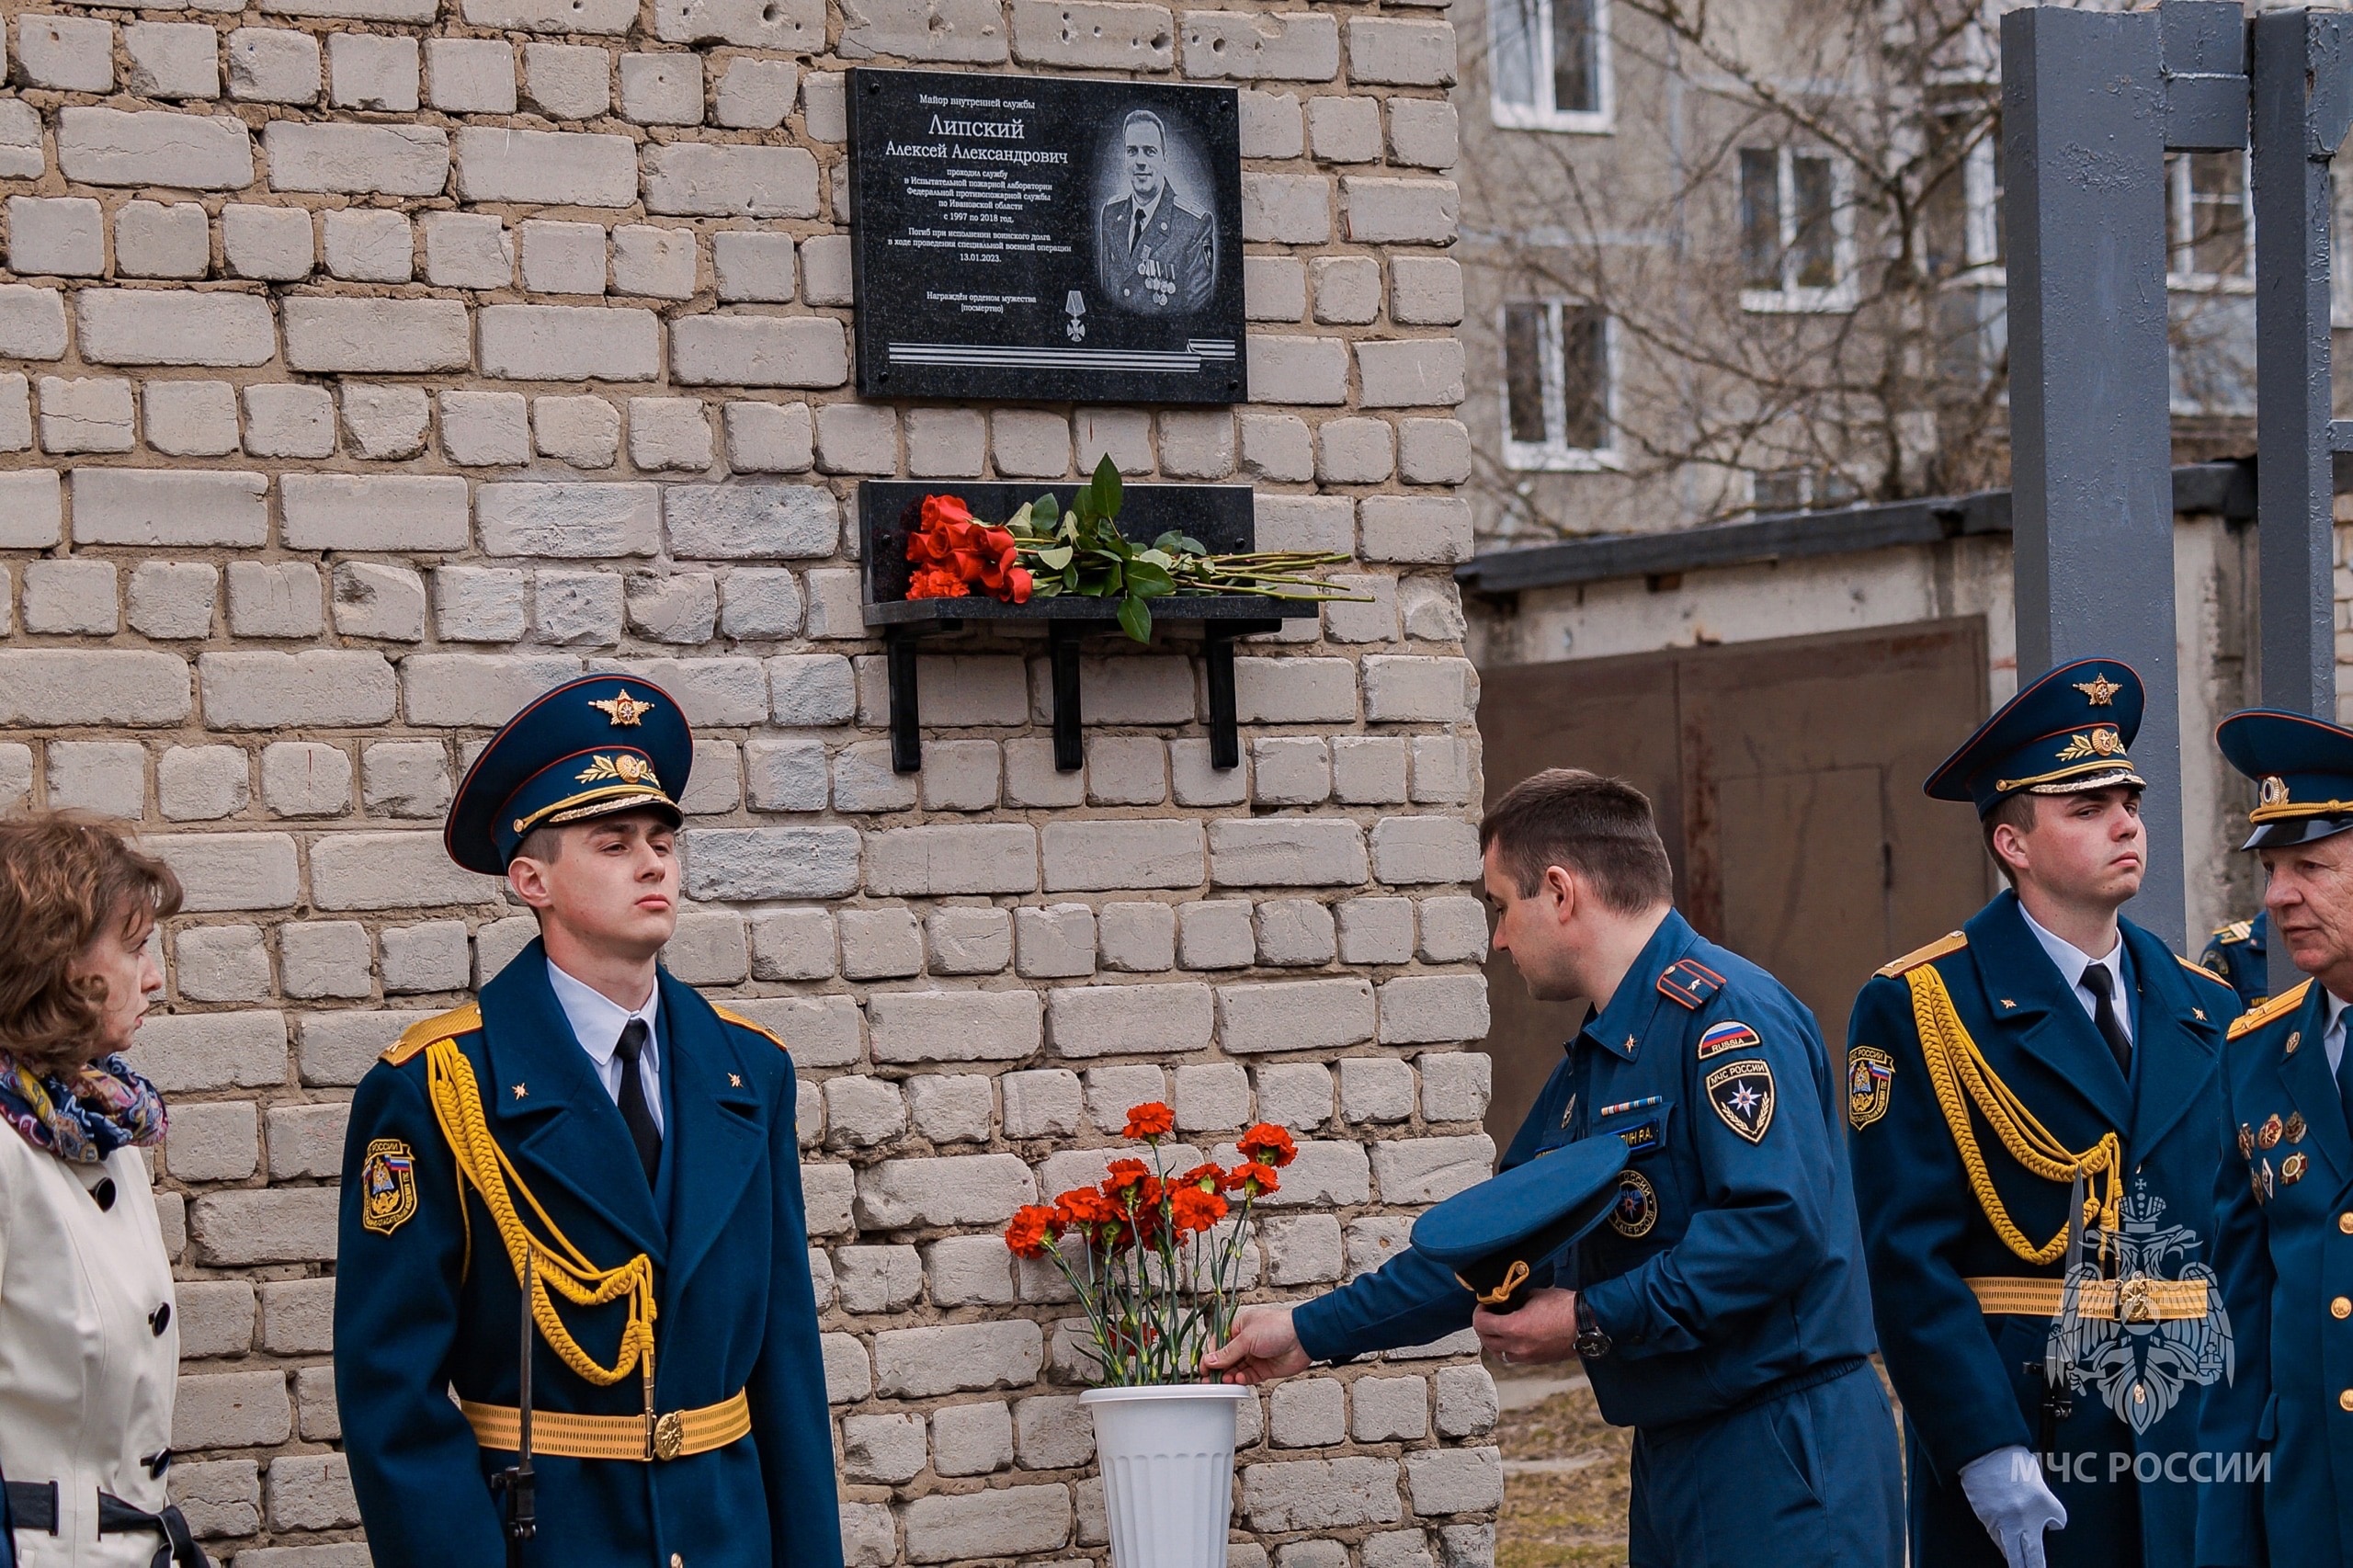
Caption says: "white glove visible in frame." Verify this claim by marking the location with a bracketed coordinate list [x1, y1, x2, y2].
[1959, 1446, 2067, 1568]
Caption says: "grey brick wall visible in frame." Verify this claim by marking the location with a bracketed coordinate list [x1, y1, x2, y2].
[0, 0, 1486, 1560]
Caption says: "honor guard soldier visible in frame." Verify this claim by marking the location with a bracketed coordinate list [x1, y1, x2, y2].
[1847, 660, 2237, 1568]
[2199, 912, 2271, 1012]
[2195, 710, 2353, 1568]
[1208, 768, 1903, 1566]
[333, 676, 842, 1568]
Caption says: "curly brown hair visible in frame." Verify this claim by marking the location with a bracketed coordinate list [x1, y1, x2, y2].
[0, 812, 183, 1074]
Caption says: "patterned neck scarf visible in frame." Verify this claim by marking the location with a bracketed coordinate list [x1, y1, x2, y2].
[0, 1049, 168, 1163]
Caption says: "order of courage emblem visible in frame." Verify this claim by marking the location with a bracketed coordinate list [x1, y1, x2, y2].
[360, 1137, 418, 1236]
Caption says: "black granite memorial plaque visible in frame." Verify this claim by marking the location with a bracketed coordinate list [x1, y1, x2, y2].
[847, 66, 1246, 404]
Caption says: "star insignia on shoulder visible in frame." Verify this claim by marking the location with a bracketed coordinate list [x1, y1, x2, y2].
[512, 1083, 528, 1099]
[729, 1073, 744, 1087]
[589, 688, 655, 727]
[2074, 673, 2122, 706]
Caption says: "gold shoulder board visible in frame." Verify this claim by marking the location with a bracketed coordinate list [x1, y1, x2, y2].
[1876, 931, 1967, 979]
[2227, 979, 2312, 1041]
[712, 1004, 789, 1051]
[2212, 919, 2253, 944]
[2177, 955, 2237, 992]
[381, 1002, 483, 1065]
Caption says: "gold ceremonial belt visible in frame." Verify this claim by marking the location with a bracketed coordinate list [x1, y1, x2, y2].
[460, 1389, 752, 1462]
[1965, 1276, 2211, 1324]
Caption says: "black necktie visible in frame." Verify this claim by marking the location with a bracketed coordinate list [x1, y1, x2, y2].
[615, 1018, 661, 1187]
[2081, 962, 2131, 1078]
[1131, 206, 1147, 251]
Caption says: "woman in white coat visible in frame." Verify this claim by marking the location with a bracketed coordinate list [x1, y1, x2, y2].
[0, 814, 206, 1568]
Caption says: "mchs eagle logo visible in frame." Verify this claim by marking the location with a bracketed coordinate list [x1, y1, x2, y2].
[2047, 1181, 2232, 1435]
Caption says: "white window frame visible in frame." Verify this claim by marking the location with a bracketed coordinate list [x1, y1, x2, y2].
[2165, 150, 2255, 294]
[1958, 119, 2004, 283]
[1500, 300, 1620, 472]
[1739, 147, 1859, 314]
[1488, 0, 1614, 135]
[1747, 466, 1857, 515]
[1920, 107, 2004, 289]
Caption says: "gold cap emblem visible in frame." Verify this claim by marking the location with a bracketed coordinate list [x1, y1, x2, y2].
[2260, 775, 2290, 807]
[590, 689, 655, 727]
[2074, 673, 2123, 707]
[2053, 727, 2126, 762]
[576, 753, 655, 786]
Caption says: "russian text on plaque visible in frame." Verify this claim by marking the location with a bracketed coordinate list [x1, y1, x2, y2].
[847, 66, 1247, 404]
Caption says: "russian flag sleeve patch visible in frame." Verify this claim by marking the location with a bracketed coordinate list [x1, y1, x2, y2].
[1696, 1020, 1762, 1059]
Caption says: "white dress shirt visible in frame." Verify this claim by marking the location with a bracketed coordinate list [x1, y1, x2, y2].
[2322, 987, 2351, 1076]
[546, 959, 664, 1134]
[2018, 905, 2134, 1047]
[1129, 187, 1164, 250]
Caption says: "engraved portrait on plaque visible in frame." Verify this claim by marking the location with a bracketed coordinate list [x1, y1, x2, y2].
[1095, 107, 1218, 317]
[847, 67, 1245, 404]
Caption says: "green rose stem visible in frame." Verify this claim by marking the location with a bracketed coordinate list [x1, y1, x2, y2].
[986, 454, 1374, 643]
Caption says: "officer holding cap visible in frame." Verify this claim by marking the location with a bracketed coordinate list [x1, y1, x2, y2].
[1847, 660, 2237, 1568]
[1207, 767, 1900, 1564]
[2195, 709, 2353, 1568]
[333, 676, 841, 1568]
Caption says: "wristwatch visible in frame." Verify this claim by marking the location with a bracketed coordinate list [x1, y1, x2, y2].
[1573, 1296, 1611, 1359]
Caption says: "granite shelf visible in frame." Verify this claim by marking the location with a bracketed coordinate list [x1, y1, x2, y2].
[858, 480, 1310, 773]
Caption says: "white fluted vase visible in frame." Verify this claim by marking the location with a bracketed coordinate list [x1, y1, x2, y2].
[1081, 1384, 1251, 1568]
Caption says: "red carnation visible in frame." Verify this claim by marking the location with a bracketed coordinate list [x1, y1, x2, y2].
[1004, 1204, 1061, 1259]
[1237, 1123, 1299, 1168]
[1171, 1186, 1229, 1235]
[1124, 1102, 1176, 1141]
[1178, 1162, 1225, 1192]
[906, 565, 971, 601]
[1226, 1161, 1280, 1198]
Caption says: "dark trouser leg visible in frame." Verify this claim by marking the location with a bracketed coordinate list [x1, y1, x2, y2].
[1629, 1364, 1903, 1567]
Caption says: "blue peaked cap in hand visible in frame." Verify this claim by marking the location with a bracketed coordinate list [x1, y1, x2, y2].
[1410, 1134, 1629, 1314]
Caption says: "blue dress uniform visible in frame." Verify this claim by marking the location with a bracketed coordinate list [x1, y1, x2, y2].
[1292, 908, 1901, 1567]
[2199, 914, 2270, 1012]
[2195, 709, 2353, 1568]
[333, 676, 842, 1568]
[1847, 660, 2238, 1568]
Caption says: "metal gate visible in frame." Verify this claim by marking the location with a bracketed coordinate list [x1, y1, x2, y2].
[2005, 3, 2344, 971]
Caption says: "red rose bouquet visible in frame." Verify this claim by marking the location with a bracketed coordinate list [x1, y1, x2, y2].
[905, 493, 1034, 604]
[908, 456, 1366, 642]
[1004, 1102, 1300, 1386]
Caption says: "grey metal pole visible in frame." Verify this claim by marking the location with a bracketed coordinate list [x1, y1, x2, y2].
[2002, 5, 2187, 949]
[2252, 8, 2352, 994]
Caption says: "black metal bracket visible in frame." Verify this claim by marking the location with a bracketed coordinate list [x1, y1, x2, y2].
[883, 619, 1280, 776]
[887, 622, 945, 774]
[1049, 621, 1086, 771]
[1204, 621, 1278, 768]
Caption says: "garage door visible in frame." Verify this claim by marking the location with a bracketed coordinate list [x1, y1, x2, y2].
[1474, 618, 1994, 1142]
